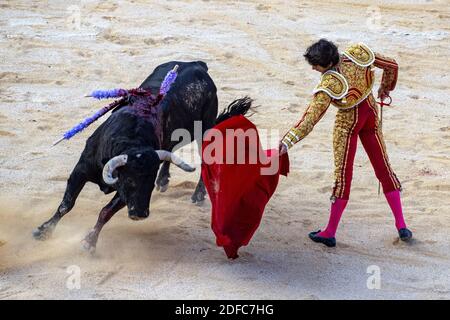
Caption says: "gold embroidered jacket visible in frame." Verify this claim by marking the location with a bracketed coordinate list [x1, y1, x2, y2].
[281, 43, 398, 149]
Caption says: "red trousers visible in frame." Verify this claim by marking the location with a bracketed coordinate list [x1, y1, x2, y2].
[332, 95, 401, 200]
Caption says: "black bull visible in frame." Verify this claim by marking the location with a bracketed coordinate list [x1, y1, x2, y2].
[32, 61, 252, 252]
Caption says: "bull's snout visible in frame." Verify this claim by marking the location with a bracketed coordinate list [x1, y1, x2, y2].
[128, 208, 149, 221]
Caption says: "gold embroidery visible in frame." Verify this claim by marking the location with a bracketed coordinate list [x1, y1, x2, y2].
[367, 93, 377, 113]
[313, 71, 348, 99]
[343, 43, 375, 67]
[374, 52, 398, 91]
[281, 92, 331, 148]
[332, 107, 357, 198]
[332, 57, 375, 110]
[282, 44, 399, 165]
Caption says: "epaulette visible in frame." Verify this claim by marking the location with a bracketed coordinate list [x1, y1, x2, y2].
[313, 70, 348, 100]
[343, 43, 375, 67]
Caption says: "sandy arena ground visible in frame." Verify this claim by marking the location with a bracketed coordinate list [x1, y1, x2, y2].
[1, 0, 450, 299]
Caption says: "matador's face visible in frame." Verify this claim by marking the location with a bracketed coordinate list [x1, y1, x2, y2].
[311, 64, 331, 74]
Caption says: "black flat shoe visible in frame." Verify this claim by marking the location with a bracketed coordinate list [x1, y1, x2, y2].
[309, 230, 336, 247]
[398, 228, 413, 242]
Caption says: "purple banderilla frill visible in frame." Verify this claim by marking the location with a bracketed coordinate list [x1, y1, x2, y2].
[53, 65, 179, 146]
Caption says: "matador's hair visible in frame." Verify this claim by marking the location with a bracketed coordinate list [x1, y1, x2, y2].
[304, 39, 340, 68]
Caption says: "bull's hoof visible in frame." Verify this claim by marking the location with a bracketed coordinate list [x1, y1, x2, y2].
[81, 231, 98, 254]
[32, 224, 54, 241]
[191, 181, 206, 204]
[81, 240, 97, 254]
[191, 190, 206, 204]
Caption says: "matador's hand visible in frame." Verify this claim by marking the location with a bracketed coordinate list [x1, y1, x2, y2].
[377, 86, 391, 101]
[279, 141, 288, 156]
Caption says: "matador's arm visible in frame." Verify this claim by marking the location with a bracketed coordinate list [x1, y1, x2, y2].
[373, 52, 398, 91]
[281, 91, 332, 149]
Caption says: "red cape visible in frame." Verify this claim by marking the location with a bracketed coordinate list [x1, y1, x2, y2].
[201, 115, 289, 259]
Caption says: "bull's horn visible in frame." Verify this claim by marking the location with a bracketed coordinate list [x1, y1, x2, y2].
[102, 155, 128, 185]
[155, 150, 195, 172]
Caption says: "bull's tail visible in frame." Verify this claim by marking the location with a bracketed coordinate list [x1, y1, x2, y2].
[215, 97, 254, 125]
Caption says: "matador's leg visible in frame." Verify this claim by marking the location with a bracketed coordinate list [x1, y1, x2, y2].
[359, 98, 411, 240]
[331, 107, 360, 201]
[359, 97, 401, 194]
[310, 107, 360, 246]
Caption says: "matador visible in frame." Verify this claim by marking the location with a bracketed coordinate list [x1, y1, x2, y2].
[279, 39, 412, 247]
